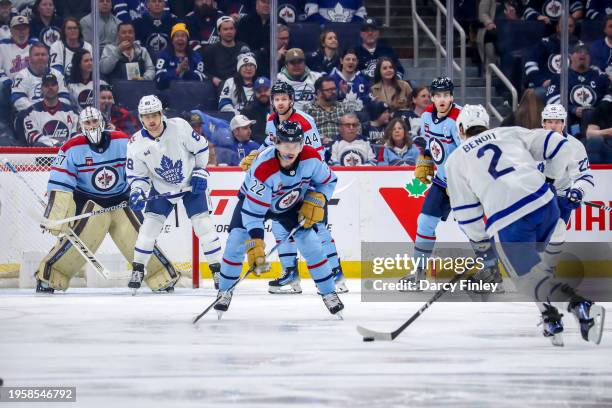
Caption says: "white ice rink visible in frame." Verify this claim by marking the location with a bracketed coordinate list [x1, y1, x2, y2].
[1, 280, 612, 408]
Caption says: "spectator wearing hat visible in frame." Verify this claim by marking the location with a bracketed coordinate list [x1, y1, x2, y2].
[241, 76, 270, 144]
[304, 0, 367, 23]
[0, 0, 16, 41]
[277, 47, 322, 110]
[219, 53, 257, 113]
[100, 21, 155, 81]
[12, 42, 70, 112]
[99, 84, 140, 135]
[355, 17, 404, 80]
[329, 47, 370, 106]
[330, 112, 376, 166]
[20, 73, 78, 146]
[155, 23, 206, 89]
[81, 0, 120, 50]
[185, 0, 225, 48]
[49, 18, 92, 77]
[201, 15, 250, 88]
[187, 111, 218, 164]
[362, 100, 390, 145]
[303, 74, 359, 146]
[215, 114, 259, 166]
[29, 0, 62, 47]
[0, 16, 38, 86]
[133, 0, 179, 58]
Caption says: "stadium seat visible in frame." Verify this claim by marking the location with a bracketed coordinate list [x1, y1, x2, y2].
[166, 81, 217, 111]
[110, 80, 158, 111]
[580, 19, 603, 43]
[323, 22, 362, 49]
[496, 20, 547, 56]
[288, 23, 321, 53]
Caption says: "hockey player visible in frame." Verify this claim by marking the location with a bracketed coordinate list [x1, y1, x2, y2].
[126, 95, 222, 293]
[214, 120, 344, 317]
[37, 106, 178, 293]
[241, 81, 346, 294]
[446, 104, 605, 345]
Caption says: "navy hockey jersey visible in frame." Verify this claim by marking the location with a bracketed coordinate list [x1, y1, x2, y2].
[154, 49, 206, 89]
[355, 40, 405, 79]
[304, 0, 367, 23]
[545, 68, 610, 115]
[133, 12, 178, 57]
[524, 34, 578, 88]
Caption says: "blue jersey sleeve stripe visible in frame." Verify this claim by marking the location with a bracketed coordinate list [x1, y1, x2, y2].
[544, 139, 568, 160]
[486, 183, 550, 230]
[575, 175, 595, 187]
[452, 202, 481, 211]
[48, 180, 75, 190]
[542, 131, 555, 159]
[457, 214, 484, 225]
[195, 146, 209, 155]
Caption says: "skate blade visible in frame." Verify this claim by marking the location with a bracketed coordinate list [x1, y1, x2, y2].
[335, 282, 349, 293]
[550, 333, 564, 347]
[335, 311, 344, 320]
[268, 285, 302, 294]
[131, 288, 138, 296]
[588, 305, 605, 345]
[216, 310, 224, 320]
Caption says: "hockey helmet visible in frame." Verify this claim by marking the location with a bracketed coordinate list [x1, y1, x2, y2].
[79, 106, 105, 145]
[541, 103, 567, 125]
[430, 76, 454, 95]
[276, 120, 304, 144]
[137, 94, 165, 129]
[270, 81, 295, 101]
[456, 104, 489, 136]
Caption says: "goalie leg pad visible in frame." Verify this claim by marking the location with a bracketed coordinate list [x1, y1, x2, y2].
[36, 201, 111, 290]
[192, 212, 222, 265]
[133, 212, 166, 265]
[294, 228, 335, 295]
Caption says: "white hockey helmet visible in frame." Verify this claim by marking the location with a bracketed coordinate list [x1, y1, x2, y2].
[541, 103, 567, 126]
[138, 94, 165, 128]
[79, 106, 105, 145]
[456, 104, 489, 137]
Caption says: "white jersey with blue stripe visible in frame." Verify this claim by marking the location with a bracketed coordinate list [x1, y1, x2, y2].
[421, 103, 462, 187]
[261, 109, 325, 160]
[445, 127, 572, 241]
[126, 117, 209, 199]
[239, 145, 337, 238]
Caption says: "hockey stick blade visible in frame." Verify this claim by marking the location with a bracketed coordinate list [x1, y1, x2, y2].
[356, 325, 393, 341]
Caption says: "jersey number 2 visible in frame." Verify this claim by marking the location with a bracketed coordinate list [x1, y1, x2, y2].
[477, 144, 515, 179]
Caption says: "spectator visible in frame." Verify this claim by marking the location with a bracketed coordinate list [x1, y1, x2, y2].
[201, 15, 250, 88]
[376, 117, 419, 166]
[329, 47, 370, 105]
[0, 16, 37, 85]
[502, 0, 523, 21]
[476, 0, 498, 67]
[362, 100, 390, 145]
[55, 0, 90, 20]
[501, 88, 544, 128]
[306, 28, 340, 74]
[355, 17, 404, 79]
[304, 0, 366, 23]
[255, 22, 290, 77]
[185, 110, 218, 164]
[185, 0, 224, 48]
[585, 0, 610, 20]
[236, 0, 270, 52]
[113, 0, 157, 22]
[29, 0, 61, 47]
[133, 0, 178, 57]
[219, 53, 256, 113]
[303, 75, 358, 145]
[589, 15, 612, 79]
[218, 0, 248, 21]
[21, 73, 78, 146]
[393, 85, 430, 137]
[522, 0, 582, 26]
[370, 56, 413, 113]
[215, 114, 259, 165]
[99, 84, 140, 134]
[275, 0, 307, 24]
[545, 43, 610, 136]
[67, 49, 109, 111]
[524, 17, 577, 89]
[100, 22, 155, 81]
[330, 112, 375, 166]
[81, 0, 120, 50]
[241, 75, 270, 144]
[49, 18, 93, 77]
[12, 43, 70, 112]
[155, 23, 206, 89]
[586, 95, 612, 163]
[277, 47, 322, 109]
[0, 0, 15, 41]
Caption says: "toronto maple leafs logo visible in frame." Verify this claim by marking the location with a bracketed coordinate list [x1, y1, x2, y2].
[155, 155, 185, 184]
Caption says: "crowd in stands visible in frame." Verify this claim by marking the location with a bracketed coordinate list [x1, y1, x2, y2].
[1, 0, 612, 164]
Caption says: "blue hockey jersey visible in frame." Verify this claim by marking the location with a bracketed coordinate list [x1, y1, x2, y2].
[329, 67, 371, 105]
[524, 34, 578, 88]
[589, 38, 612, 72]
[376, 144, 420, 166]
[355, 40, 405, 79]
[585, 0, 612, 19]
[239, 145, 337, 238]
[113, 0, 168, 22]
[154, 49, 206, 89]
[133, 12, 178, 57]
[185, 9, 224, 48]
[304, 0, 367, 23]
[523, 0, 583, 21]
[48, 131, 130, 198]
[545, 68, 610, 115]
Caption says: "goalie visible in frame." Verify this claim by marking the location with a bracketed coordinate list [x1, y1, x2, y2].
[37, 107, 179, 293]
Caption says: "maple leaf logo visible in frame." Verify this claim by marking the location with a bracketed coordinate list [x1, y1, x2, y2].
[405, 178, 428, 198]
[154, 155, 184, 184]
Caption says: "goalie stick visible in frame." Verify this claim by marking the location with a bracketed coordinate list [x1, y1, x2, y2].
[4, 160, 112, 280]
[193, 220, 305, 324]
[357, 273, 465, 342]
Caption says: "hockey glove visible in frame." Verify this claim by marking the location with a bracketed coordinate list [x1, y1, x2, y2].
[129, 188, 146, 212]
[415, 155, 434, 184]
[565, 188, 583, 210]
[298, 191, 326, 229]
[245, 238, 270, 275]
[239, 150, 258, 172]
[190, 168, 209, 194]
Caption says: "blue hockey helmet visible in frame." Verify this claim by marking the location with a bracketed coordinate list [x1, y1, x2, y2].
[276, 120, 304, 144]
[430, 76, 454, 95]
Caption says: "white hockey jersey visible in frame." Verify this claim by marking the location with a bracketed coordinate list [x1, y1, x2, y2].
[49, 40, 93, 77]
[126, 117, 210, 200]
[218, 77, 254, 113]
[11, 67, 71, 112]
[22, 101, 78, 146]
[445, 126, 572, 241]
[68, 79, 109, 111]
[277, 68, 322, 110]
[0, 38, 37, 83]
[330, 138, 376, 166]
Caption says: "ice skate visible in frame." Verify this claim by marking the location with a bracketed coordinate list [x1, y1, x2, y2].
[470, 264, 505, 294]
[568, 298, 606, 345]
[210, 263, 221, 290]
[321, 292, 344, 319]
[268, 265, 302, 294]
[214, 290, 233, 320]
[128, 262, 145, 296]
[333, 265, 348, 294]
[540, 303, 564, 347]
[398, 268, 425, 292]
[35, 279, 54, 294]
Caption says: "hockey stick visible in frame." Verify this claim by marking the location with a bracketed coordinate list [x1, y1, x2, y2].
[357, 272, 465, 342]
[48, 186, 193, 226]
[193, 220, 305, 324]
[585, 201, 612, 212]
[4, 160, 112, 280]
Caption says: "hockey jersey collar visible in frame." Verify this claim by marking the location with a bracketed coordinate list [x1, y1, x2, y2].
[431, 103, 458, 124]
[141, 122, 168, 141]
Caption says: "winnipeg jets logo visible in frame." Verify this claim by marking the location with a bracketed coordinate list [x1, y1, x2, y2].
[42, 28, 61, 46]
[548, 54, 564, 74]
[148, 34, 168, 52]
[92, 166, 119, 191]
[429, 138, 445, 164]
[78, 89, 94, 108]
[278, 5, 297, 23]
[544, 0, 562, 18]
[340, 150, 366, 166]
[154, 155, 185, 184]
[571, 85, 595, 107]
[276, 189, 300, 210]
[42, 120, 69, 140]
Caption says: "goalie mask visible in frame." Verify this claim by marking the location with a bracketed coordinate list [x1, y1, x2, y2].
[79, 107, 105, 145]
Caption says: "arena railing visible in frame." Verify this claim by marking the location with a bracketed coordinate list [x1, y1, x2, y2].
[485, 63, 518, 122]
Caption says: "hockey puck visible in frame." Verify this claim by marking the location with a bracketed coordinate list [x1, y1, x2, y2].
[363, 337, 375, 342]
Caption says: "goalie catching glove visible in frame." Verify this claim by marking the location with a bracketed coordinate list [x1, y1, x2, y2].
[415, 155, 434, 184]
[190, 168, 209, 194]
[41, 190, 75, 236]
[245, 238, 270, 275]
[239, 151, 258, 172]
[298, 191, 326, 228]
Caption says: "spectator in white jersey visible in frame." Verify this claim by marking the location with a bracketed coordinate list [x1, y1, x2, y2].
[100, 22, 155, 81]
[218, 53, 257, 113]
[80, 0, 120, 50]
[277, 47, 322, 110]
[67, 49, 109, 111]
[0, 16, 37, 86]
[49, 18, 92, 77]
[330, 112, 376, 166]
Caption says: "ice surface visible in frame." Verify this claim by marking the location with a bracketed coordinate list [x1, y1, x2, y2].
[1, 281, 612, 408]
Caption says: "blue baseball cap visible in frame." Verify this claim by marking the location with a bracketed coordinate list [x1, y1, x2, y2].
[254, 76, 271, 91]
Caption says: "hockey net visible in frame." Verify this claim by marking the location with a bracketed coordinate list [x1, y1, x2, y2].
[0, 148, 198, 288]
